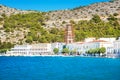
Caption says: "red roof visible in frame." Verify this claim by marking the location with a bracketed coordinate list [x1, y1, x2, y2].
[91, 40, 108, 42]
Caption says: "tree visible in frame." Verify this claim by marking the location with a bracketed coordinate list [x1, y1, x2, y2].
[96, 48, 100, 54]
[5, 28, 11, 32]
[0, 49, 7, 53]
[62, 48, 69, 54]
[91, 14, 101, 23]
[0, 41, 14, 53]
[86, 49, 93, 56]
[62, 21, 66, 24]
[53, 48, 59, 54]
[70, 49, 77, 55]
[38, 36, 48, 43]
[0, 17, 3, 21]
[70, 20, 75, 24]
[107, 15, 117, 21]
[113, 13, 119, 16]
[99, 47, 106, 54]
[89, 49, 94, 55]
[25, 36, 33, 43]
[1, 13, 6, 18]
[50, 27, 58, 34]
[86, 48, 101, 56]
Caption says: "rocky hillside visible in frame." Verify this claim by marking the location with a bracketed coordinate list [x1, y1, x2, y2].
[0, 0, 120, 45]
[1, 0, 120, 28]
[0, 5, 33, 17]
[0, 5, 35, 27]
[45, 0, 120, 27]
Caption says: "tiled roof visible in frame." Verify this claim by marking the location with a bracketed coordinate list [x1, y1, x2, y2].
[92, 40, 108, 42]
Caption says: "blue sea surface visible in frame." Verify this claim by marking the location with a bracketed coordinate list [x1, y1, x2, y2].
[0, 56, 120, 80]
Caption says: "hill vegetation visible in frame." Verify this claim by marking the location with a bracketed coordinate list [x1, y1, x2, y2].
[2, 12, 64, 44]
[1, 12, 120, 43]
[74, 14, 120, 41]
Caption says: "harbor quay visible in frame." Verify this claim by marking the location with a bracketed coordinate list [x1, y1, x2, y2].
[3, 37, 120, 58]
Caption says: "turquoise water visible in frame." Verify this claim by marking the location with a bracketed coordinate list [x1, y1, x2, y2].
[0, 56, 120, 80]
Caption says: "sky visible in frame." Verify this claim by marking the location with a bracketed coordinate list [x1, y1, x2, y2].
[0, 0, 110, 12]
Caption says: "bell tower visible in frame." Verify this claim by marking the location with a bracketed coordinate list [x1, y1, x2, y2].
[65, 24, 74, 44]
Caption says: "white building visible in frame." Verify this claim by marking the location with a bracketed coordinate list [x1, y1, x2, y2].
[113, 37, 120, 57]
[66, 39, 114, 55]
[93, 40, 114, 54]
[7, 43, 52, 56]
[66, 41, 100, 54]
[29, 43, 52, 55]
[98, 38, 116, 43]
[105, 37, 120, 58]
[51, 42, 65, 54]
[8, 45, 31, 56]
[85, 38, 96, 42]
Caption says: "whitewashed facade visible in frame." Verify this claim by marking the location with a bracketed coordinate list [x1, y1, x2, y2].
[66, 39, 114, 55]
[29, 43, 52, 55]
[66, 42, 99, 54]
[112, 37, 120, 57]
[7, 43, 52, 56]
[98, 38, 116, 43]
[85, 38, 96, 42]
[104, 37, 120, 58]
[51, 42, 65, 54]
[8, 45, 31, 56]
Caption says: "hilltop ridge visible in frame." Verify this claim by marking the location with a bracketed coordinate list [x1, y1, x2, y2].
[0, 5, 34, 17]
[45, 0, 120, 27]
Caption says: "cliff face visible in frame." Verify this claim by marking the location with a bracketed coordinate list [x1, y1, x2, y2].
[45, 0, 120, 27]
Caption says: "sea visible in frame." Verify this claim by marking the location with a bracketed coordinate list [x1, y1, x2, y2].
[0, 56, 120, 80]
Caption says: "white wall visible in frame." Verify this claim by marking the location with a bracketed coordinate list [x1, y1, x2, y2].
[98, 38, 116, 43]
